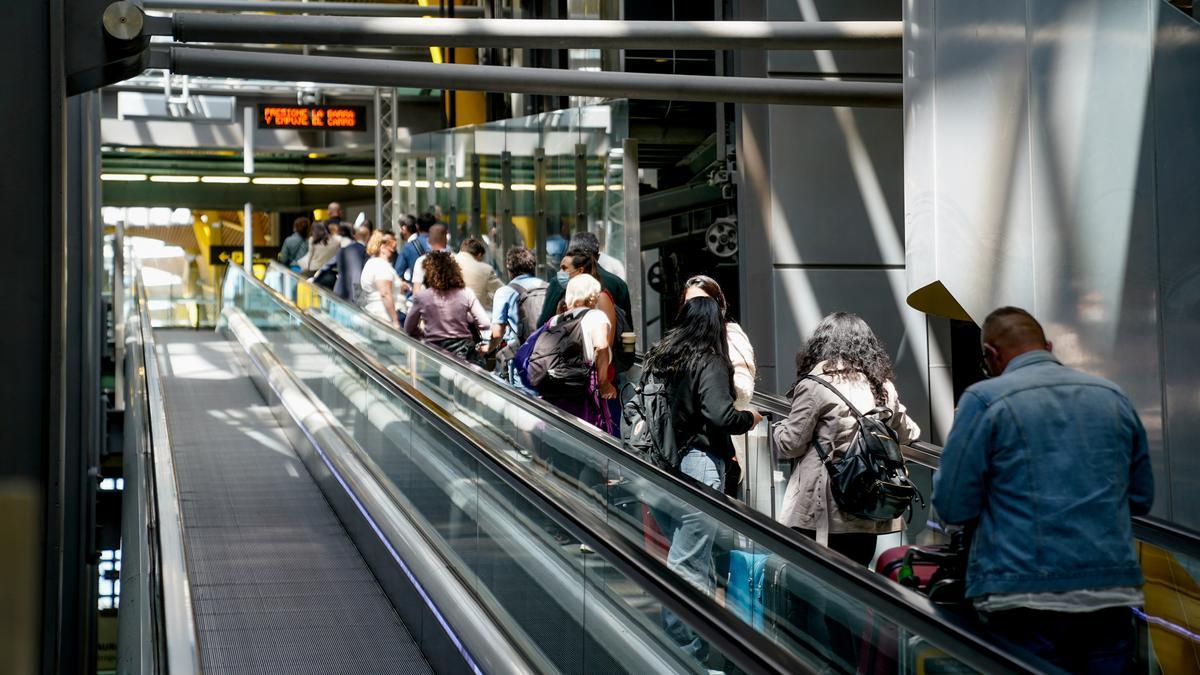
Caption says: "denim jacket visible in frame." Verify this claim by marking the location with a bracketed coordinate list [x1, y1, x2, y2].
[932, 350, 1154, 598]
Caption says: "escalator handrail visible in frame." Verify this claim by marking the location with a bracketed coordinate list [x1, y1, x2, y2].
[260, 263, 1050, 674]
[239, 265, 815, 675]
[685, 342, 1200, 562]
[132, 266, 203, 674]
[898, 441, 1200, 562]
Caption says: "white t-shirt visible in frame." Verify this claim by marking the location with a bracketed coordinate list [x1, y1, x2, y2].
[358, 257, 400, 321]
[411, 250, 441, 289]
[550, 307, 611, 363]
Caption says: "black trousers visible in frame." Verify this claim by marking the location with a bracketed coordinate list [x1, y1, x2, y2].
[983, 606, 1135, 674]
[794, 528, 879, 567]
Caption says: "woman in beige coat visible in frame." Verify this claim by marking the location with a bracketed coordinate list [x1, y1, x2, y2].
[773, 312, 920, 566]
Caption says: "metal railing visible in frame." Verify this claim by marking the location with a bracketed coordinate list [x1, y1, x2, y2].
[117, 266, 202, 674]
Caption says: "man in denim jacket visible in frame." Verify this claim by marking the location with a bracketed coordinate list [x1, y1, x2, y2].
[934, 307, 1154, 673]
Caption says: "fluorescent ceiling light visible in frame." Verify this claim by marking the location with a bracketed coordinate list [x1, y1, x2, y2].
[100, 173, 147, 182]
[511, 183, 536, 192]
[456, 180, 474, 188]
[478, 181, 504, 191]
[301, 177, 350, 186]
[544, 184, 577, 192]
[351, 178, 379, 187]
[149, 175, 200, 183]
[252, 177, 301, 186]
[200, 175, 250, 184]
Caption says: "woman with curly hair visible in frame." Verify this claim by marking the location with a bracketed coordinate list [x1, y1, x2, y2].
[404, 250, 490, 364]
[774, 312, 921, 565]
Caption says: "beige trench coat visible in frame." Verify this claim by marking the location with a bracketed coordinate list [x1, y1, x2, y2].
[772, 361, 921, 536]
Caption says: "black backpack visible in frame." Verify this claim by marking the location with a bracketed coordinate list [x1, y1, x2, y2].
[510, 282, 547, 344]
[526, 308, 591, 397]
[621, 370, 678, 472]
[802, 375, 921, 521]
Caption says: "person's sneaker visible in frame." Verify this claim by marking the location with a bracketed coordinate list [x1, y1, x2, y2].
[579, 543, 595, 554]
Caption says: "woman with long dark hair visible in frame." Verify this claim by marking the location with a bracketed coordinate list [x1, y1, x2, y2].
[404, 250, 490, 364]
[774, 312, 921, 563]
[644, 296, 762, 661]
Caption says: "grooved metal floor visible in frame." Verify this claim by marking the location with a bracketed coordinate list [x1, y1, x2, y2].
[155, 331, 432, 674]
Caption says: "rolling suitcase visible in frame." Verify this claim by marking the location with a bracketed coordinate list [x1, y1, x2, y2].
[727, 550, 769, 630]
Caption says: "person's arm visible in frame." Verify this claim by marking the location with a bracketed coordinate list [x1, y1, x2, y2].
[467, 291, 491, 333]
[883, 381, 922, 444]
[279, 237, 295, 264]
[489, 286, 512, 342]
[931, 391, 991, 525]
[595, 292, 618, 345]
[403, 294, 423, 337]
[590, 318, 615, 399]
[1126, 398, 1155, 517]
[697, 358, 756, 435]
[398, 242, 412, 275]
[537, 278, 564, 327]
[412, 257, 426, 293]
[726, 323, 757, 407]
[377, 277, 400, 328]
[773, 382, 823, 459]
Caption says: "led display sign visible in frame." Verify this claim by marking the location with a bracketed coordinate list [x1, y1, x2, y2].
[257, 104, 367, 131]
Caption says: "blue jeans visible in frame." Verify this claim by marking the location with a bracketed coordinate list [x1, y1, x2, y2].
[983, 607, 1134, 674]
[662, 449, 725, 660]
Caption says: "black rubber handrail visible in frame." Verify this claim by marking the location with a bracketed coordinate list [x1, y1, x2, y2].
[260, 263, 1052, 674]
[900, 439, 1200, 562]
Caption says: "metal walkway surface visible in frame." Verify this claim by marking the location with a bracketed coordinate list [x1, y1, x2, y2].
[155, 330, 431, 674]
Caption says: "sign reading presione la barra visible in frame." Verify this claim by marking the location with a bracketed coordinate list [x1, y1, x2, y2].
[257, 104, 367, 131]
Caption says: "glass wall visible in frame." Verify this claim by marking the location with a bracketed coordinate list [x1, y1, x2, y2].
[390, 101, 631, 283]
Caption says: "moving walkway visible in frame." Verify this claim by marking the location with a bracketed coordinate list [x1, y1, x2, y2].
[124, 259, 1052, 673]
[263, 262, 1200, 674]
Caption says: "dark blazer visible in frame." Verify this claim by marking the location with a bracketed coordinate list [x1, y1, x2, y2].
[322, 241, 368, 301]
[536, 266, 632, 328]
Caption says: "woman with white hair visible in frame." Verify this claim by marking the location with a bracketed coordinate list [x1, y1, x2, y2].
[538, 273, 616, 435]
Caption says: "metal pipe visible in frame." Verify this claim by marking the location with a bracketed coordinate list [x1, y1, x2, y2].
[170, 15, 901, 50]
[167, 47, 902, 108]
[143, 0, 485, 17]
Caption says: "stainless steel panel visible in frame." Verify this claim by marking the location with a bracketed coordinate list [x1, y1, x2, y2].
[904, 0, 1200, 525]
[768, 104, 904, 266]
[1153, 6, 1200, 528]
[1026, 0, 1166, 519]
[773, 268, 932, 439]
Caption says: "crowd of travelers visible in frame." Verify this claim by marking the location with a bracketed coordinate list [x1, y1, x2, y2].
[280, 202, 1154, 675]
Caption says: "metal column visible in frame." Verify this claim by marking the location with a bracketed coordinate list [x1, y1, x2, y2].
[499, 150, 512, 262]
[533, 147, 547, 277]
[243, 106, 254, 268]
[574, 143, 588, 233]
[373, 88, 384, 230]
[622, 139, 642, 352]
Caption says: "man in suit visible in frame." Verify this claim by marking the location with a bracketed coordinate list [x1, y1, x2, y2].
[314, 222, 371, 301]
